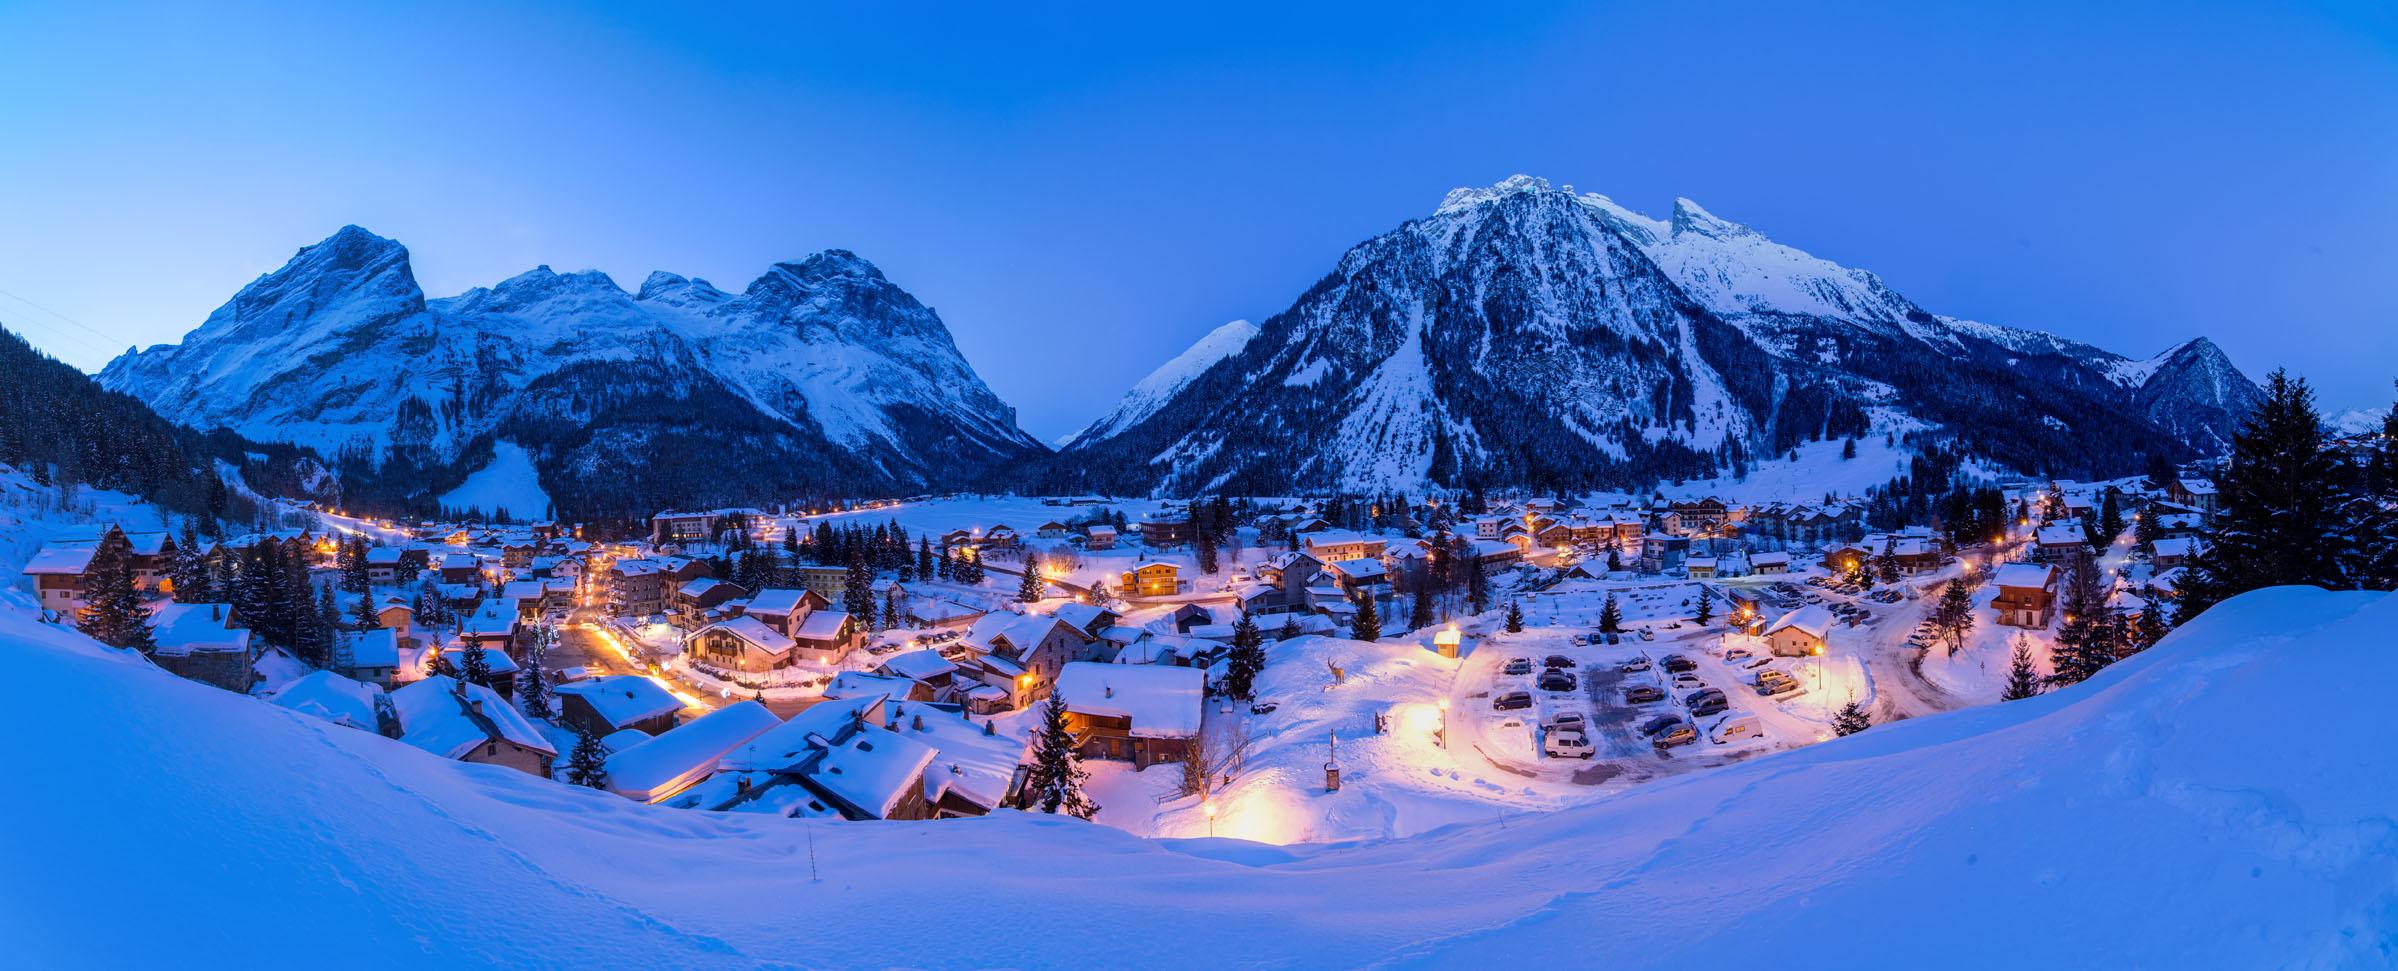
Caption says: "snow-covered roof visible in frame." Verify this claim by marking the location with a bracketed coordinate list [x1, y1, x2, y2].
[2037, 524, 2087, 546]
[341, 628, 399, 667]
[807, 724, 938, 819]
[824, 672, 920, 700]
[1994, 563, 2057, 590]
[605, 701, 780, 802]
[269, 671, 383, 731]
[440, 552, 480, 570]
[792, 610, 851, 641]
[1054, 662, 1203, 738]
[728, 696, 884, 773]
[1050, 602, 1111, 634]
[1327, 557, 1386, 581]
[1764, 605, 1836, 641]
[554, 675, 683, 729]
[365, 546, 403, 564]
[697, 616, 795, 655]
[743, 588, 810, 617]
[150, 603, 250, 657]
[391, 676, 555, 761]
[1752, 551, 1791, 565]
[876, 649, 956, 682]
[21, 544, 97, 575]
[2152, 537, 2195, 557]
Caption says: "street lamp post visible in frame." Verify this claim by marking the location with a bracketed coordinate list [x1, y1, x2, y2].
[1436, 697, 1450, 750]
[1204, 800, 1217, 837]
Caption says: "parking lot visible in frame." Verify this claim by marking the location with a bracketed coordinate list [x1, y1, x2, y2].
[1456, 621, 1834, 788]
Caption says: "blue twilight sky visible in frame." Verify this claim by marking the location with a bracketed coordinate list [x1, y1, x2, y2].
[1, 1, 2393, 440]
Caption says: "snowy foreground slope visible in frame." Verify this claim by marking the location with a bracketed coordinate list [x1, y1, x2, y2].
[7, 589, 2395, 968]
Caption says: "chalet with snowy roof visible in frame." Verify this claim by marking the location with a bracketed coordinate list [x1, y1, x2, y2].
[605, 701, 781, 803]
[553, 675, 684, 737]
[269, 670, 388, 734]
[1751, 551, 1792, 574]
[874, 648, 959, 692]
[826, 671, 935, 702]
[1303, 530, 1387, 563]
[391, 676, 556, 777]
[980, 523, 1021, 548]
[670, 577, 748, 629]
[688, 616, 801, 674]
[2149, 537, 2201, 571]
[607, 558, 667, 617]
[459, 602, 521, 656]
[960, 611, 1105, 708]
[1055, 662, 1203, 768]
[1083, 524, 1117, 549]
[2035, 524, 2090, 562]
[1991, 563, 2060, 629]
[21, 540, 99, 616]
[1763, 605, 1836, 657]
[789, 608, 861, 662]
[438, 552, 484, 585]
[672, 696, 1023, 820]
[1324, 557, 1389, 596]
[2167, 479, 2219, 520]
[150, 602, 254, 693]
[1119, 561, 1182, 598]
[1134, 512, 1191, 549]
[1048, 602, 1120, 639]
[334, 627, 400, 689]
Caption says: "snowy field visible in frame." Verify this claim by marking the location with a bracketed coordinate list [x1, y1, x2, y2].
[6, 586, 2392, 966]
[437, 441, 552, 519]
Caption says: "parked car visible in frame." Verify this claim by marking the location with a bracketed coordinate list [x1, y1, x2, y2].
[1710, 716, 1763, 743]
[1723, 647, 1753, 662]
[1543, 655, 1575, 669]
[1503, 658, 1534, 677]
[1663, 654, 1697, 674]
[1538, 672, 1579, 693]
[1637, 629, 1655, 641]
[1493, 691, 1534, 711]
[1621, 657, 1653, 673]
[1639, 715, 1682, 738]
[1544, 711, 1587, 733]
[1653, 722, 1699, 748]
[1689, 695, 1731, 718]
[1672, 673, 1707, 691]
[1544, 730, 1597, 759]
[1624, 685, 1665, 705]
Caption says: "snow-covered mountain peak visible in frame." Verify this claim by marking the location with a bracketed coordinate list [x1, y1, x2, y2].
[634, 271, 729, 308]
[1435, 174, 1560, 215]
[1669, 197, 1757, 240]
[1064, 319, 1259, 449]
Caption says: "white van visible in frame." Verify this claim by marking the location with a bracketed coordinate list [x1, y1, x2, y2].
[1710, 715, 1763, 744]
[1544, 730, 1597, 759]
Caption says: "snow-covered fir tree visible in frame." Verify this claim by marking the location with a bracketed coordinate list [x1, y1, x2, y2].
[1350, 591, 1381, 642]
[1597, 592, 1622, 634]
[75, 534, 154, 652]
[2179, 371, 2359, 622]
[1025, 692, 1098, 819]
[565, 726, 611, 789]
[1222, 612, 1266, 700]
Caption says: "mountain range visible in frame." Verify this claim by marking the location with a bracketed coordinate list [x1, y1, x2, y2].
[99, 227, 1044, 520]
[1044, 176, 2261, 494]
[99, 178, 2262, 511]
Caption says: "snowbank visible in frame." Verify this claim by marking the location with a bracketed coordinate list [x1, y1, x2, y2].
[4, 588, 2393, 967]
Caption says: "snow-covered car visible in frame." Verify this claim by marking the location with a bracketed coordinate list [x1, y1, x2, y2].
[1492, 691, 1534, 711]
[1537, 672, 1578, 693]
[1688, 695, 1731, 718]
[1502, 658, 1534, 677]
[1723, 647, 1753, 662]
[1637, 629, 1655, 641]
[1653, 723, 1699, 748]
[1662, 654, 1697, 674]
[1672, 674, 1706, 692]
[1639, 715, 1682, 738]
[1544, 711, 1587, 733]
[1543, 730, 1597, 759]
[1710, 716, 1763, 743]
[1620, 657, 1653, 673]
[1624, 685, 1665, 704]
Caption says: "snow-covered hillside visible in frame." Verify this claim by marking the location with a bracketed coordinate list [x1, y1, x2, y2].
[7, 586, 2391, 966]
[99, 228, 1045, 515]
[1062, 319, 1258, 448]
[1061, 176, 2262, 495]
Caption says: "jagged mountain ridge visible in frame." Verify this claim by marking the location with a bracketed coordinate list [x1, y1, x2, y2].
[1052, 176, 2260, 495]
[100, 227, 1043, 518]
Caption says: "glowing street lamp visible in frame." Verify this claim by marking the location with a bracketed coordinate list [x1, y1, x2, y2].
[1436, 697, 1450, 750]
[1204, 800, 1217, 837]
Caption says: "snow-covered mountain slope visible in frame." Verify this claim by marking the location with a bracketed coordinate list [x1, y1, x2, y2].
[8, 587, 2392, 967]
[100, 227, 1043, 516]
[1058, 176, 2260, 495]
[1062, 319, 1258, 449]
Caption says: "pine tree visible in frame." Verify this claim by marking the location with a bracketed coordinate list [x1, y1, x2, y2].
[295, 584, 337, 669]
[2132, 603, 2170, 653]
[76, 534, 154, 652]
[1466, 563, 1490, 614]
[1277, 614, 1302, 641]
[1195, 524, 1219, 575]
[1223, 613, 1266, 700]
[565, 726, 611, 789]
[2001, 639, 2043, 701]
[1350, 591, 1381, 642]
[1409, 585, 1435, 631]
[427, 646, 459, 680]
[2179, 370, 2355, 622]
[1504, 599, 1524, 633]
[1017, 551, 1045, 603]
[340, 537, 371, 593]
[843, 549, 875, 621]
[917, 537, 935, 580]
[169, 518, 211, 603]
[459, 642, 492, 688]
[521, 631, 553, 718]
[1840, 437, 1858, 460]
[1833, 699, 1872, 736]
[1931, 577, 1976, 656]
[1693, 589, 1714, 627]
[1606, 544, 1622, 572]
[1597, 592, 1622, 634]
[1875, 539, 1900, 585]
[2047, 558, 2114, 687]
[1025, 692, 1098, 819]
[352, 589, 382, 629]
